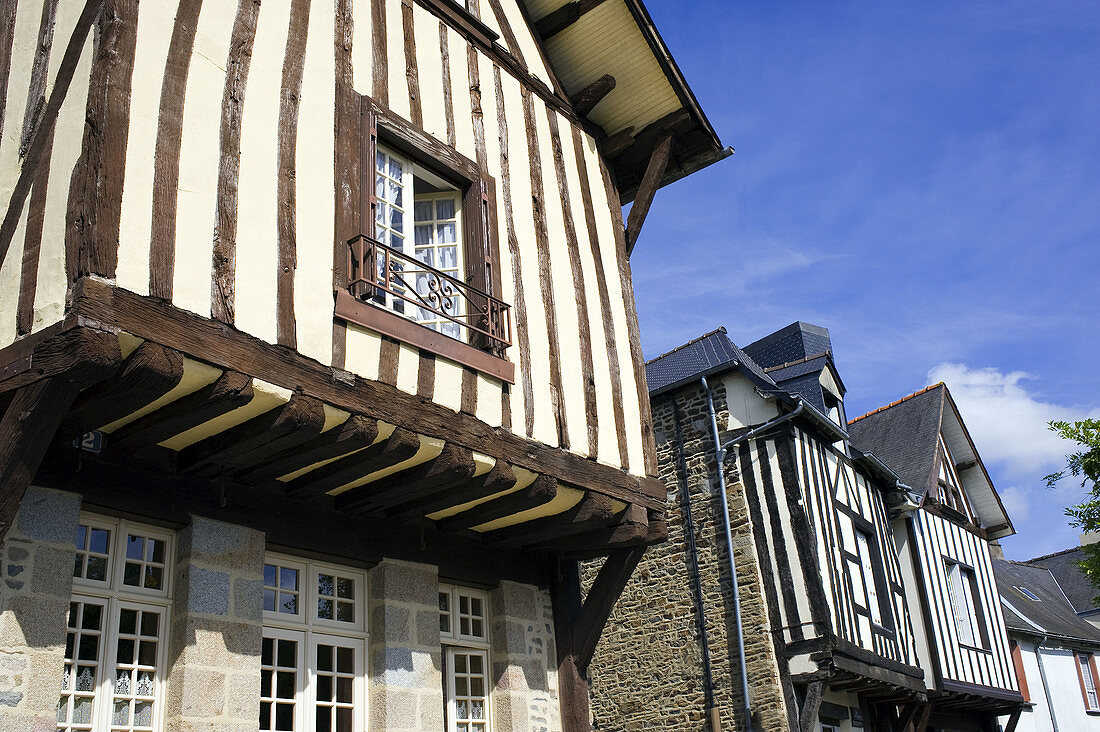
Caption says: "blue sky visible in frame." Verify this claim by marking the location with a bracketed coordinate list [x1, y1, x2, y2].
[632, 1, 1100, 559]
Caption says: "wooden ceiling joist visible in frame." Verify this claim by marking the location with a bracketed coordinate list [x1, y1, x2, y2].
[435, 474, 557, 531]
[108, 370, 253, 449]
[339, 443, 478, 515]
[177, 393, 327, 477]
[284, 427, 421, 499]
[537, 503, 653, 554]
[482, 491, 615, 547]
[238, 414, 379, 484]
[58, 341, 184, 441]
[389, 460, 518, 521]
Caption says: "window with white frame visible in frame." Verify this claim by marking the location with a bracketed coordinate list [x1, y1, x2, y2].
[439, 584, 490, 732]
[260, 554, 367, 732]
[943, 558, 990, 649]
[373, 145, 466, 341]
[59, 515, 174, 732]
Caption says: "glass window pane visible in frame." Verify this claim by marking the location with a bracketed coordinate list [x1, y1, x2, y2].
[280, 568, 298, 591]
[126, 535, 144, 560]
[437, 222, 456, 244]
[414, 200, 433, 222]
[86, 556, 107, 581]
[436, 198, 455, 219]
[89, 529, 109, 554]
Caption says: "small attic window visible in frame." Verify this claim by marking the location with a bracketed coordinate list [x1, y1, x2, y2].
[1014, 586, 1041, 602]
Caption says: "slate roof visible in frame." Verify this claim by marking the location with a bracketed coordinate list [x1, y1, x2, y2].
[993, 558, 1100, 645]
[765, 353, 832, 383]
[645, 327, 776, 396]
[743, 321, 833, 370]
[847, 384, 946, 495]
[1027, 546, 1100, 615]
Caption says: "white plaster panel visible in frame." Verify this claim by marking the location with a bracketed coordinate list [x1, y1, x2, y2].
[35, 32, 93, 333]
[117, 0, 176, 296]
[172, 2, 236, 318]
[234, 0, 292, 345]
[294, 0, 337, 366]
[532, 102, 587, 456]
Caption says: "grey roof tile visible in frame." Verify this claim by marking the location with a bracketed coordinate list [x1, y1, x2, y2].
[993, 558, 1100, 643]
[645, 327, 775, 396]
[847, 384, 946, 494]
[1027, 546, 1100, 615]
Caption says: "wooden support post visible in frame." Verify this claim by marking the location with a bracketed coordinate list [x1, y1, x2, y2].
[573, 544, 645, 671]
[623, 133, 672, 255]
[571, 74, 615, 117]
[799, 680, 825, 732]
[552, 558, 590, 732]
[1002, 708, 1021, 732]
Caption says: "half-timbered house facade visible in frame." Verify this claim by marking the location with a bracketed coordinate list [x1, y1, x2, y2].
[589, 325, 932, 732]
[850, 384, 1025, 730]
[0, 1, 726, 730]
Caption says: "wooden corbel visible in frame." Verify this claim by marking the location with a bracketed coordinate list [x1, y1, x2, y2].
[0, 327, 121, 546]
[624, 132, 673, 255]
[571, 74, 615, 117]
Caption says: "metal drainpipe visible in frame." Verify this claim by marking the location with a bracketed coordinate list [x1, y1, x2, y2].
[672, 399, 720, 730]
[701, 377, 805, 732]
[1034, 635, 1058, 731]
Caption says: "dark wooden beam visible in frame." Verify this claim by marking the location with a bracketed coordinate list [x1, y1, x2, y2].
[284, 427, 420, 500]
[799, 680, 825, 732]
[1002, 708, 1021, 732]
[571, 74, 614, 117]
[387, 459, 517, 520]
[237, 414, 379, 483]
[339, 442, 478, 514]
[538, 503, 650, 555]
[71, 279, 666, 510]
[177, 393, 327, 476]
[435, 474, 556, 531]
[0, 323, 121, 393]
[0, 377, 85, 544]
[600, 126, 634, 160]
[59, 341, 184, 440]
[108, 370, 253, 449]
[623, 132, 672, 255]
[551, 559, 589, 732]
[481, 491, 615, 548]
[573, 544, 645, 672]
[534, 0, 609, 40]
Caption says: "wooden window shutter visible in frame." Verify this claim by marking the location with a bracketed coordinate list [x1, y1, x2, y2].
[1010, 641, 1030, 702]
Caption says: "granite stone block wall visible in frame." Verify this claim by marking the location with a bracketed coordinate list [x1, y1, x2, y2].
[163, 515, 265, 732]
[368, 558, 444, 732]
[586, 383, 791, 732]
[0, 485, 81, 732]
[489, 580, 560, 732]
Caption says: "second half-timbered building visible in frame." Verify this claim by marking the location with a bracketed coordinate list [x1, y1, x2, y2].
[589, 324, 1026, 732]
[851, 383, 1025, 730]
[0, 0, 727, 730]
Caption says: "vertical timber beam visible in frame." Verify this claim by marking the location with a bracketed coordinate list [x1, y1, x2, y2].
[799, 680, 824, 732]
[552, 558, 590, 732]
[623, 132, 672, 255]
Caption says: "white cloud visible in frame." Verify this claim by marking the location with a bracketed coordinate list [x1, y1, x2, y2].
[998, 485, 1030, 522]
[927, 362, 1098, 476]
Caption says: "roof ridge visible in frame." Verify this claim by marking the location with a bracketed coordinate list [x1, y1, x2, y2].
[645, 327, 729, 364]
[763, 350, 832, 373]
[848, 382, 946, 424]
[1026, 545, 1087, 563]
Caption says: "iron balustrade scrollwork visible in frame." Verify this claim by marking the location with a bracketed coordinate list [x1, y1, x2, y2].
[346, 234, 512, 356]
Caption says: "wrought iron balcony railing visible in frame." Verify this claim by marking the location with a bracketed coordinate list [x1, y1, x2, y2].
[346, 234, 512, 356]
